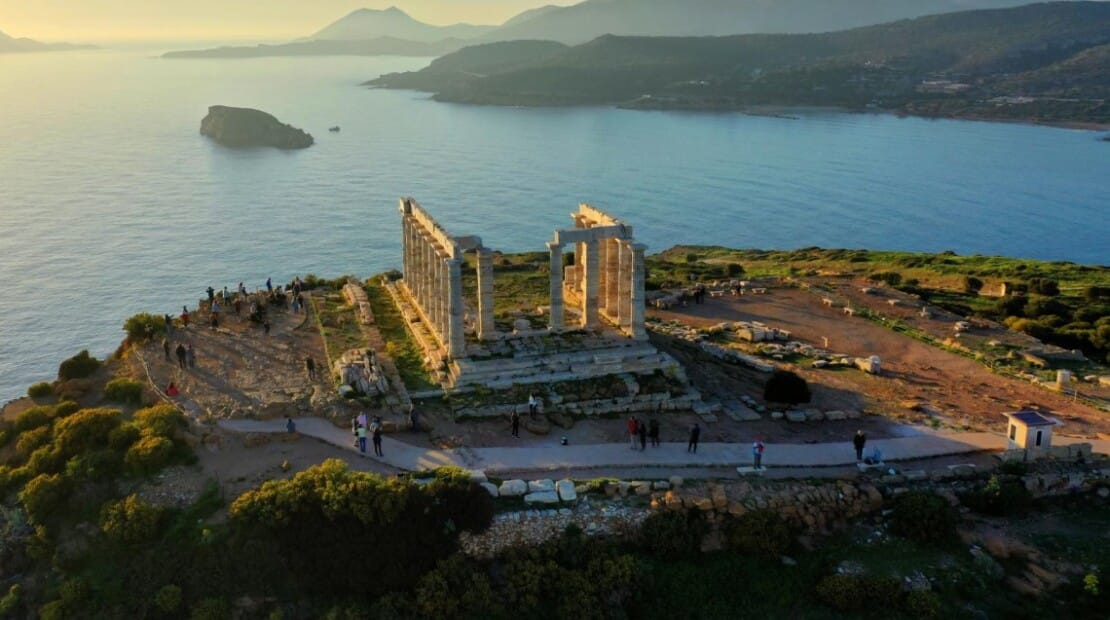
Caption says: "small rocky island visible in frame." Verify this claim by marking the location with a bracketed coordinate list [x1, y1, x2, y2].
[199, 105, 314, 149]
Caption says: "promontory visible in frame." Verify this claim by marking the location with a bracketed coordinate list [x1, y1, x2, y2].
[199, 105, 314, 149]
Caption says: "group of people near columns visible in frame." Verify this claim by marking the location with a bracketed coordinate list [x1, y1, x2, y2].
[352, 412, 384, 457]
[627, 416, 661, 450]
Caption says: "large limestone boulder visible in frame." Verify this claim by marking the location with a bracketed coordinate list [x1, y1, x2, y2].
[200, 105, 313, 149]
[785, 410, 807, 423]
[556, 479, 577, 502]
[524, 491, 560, 505]
[480, 482, 499, 498]
[499, 479, 528, 497]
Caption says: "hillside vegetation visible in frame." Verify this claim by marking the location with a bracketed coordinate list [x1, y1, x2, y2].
[369, 2, 1110, 124]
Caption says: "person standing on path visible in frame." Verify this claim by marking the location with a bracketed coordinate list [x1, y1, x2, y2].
[357, 424, 367, 453]
[687, 423, 700, 453]
[627, 416, 639, 450]
[351, 417, 359, 447]
[638, 418, 647, 451]
[286, 417, 296, 433]
[853, 430, 867, 461]
[528, 393, 539, 418]
[753, 437, 765, 469]
[186, 344, 196, 369]
[305, 356, 316, 380]
[206, 286, 215, 302]
[263, 320, 270, 335]
[266, 277, 273, 293]
[370, 416, 384, 457]
[648, 419, 660, 447]
[210, 313, 218, 329]
[162, 337, 171, 361]
[175, 344, 187, 369]
[181, 306, 189, 328]
[511, 410, 520, 438]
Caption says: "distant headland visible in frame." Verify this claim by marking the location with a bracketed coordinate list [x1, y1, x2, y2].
[199, 106, 314, 150]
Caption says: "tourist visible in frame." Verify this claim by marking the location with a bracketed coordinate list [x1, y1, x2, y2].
[263, 320, 271, 335]
[357, 411, 368, 429]
[187, 344, 196, 369]
[371, 417, 384, 457]
[409, 405, 420, 432]
[357, 424, 367, 453]
[165, 382, 179, 397]
[162, 337, 171, 361]
[853, 430, 867, 461]
[648, 419, 660, 447]
[211, 299, 220, 317]
[687, 423, 700, 453]
[286, 417, 296, 433]
[175, 343, 187, 369]
[181, 306, 190, 328]
[164, 313, 173, 333]
[528, 393, 539, 418]
[234, 297, 242, 315]
[210, 313, 218, 329]
[350, 417, 359, 447]
[753, 437, 765, 469]
[511, 409, 520, 438]
[305, 356, 316, 380]
[638, 418, 647, 451]
[266, 277, 273, 293]
[223, 286, 230, 302]
[239, 282, 246, 297]
[627, 416, 639, 450]
[296, 293, 305, 313]
[206, 286, 215, 302]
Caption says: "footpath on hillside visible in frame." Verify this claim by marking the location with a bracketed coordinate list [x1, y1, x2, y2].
[218, 417, 1110, 476]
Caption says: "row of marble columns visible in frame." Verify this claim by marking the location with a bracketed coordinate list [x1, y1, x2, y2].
[401, 213, 466, 358]
[548, 237, 646, 339]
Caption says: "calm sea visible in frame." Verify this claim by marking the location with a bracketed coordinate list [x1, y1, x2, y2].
[1, 49, 1107, 402]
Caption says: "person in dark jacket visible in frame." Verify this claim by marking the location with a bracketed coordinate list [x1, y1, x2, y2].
[853, 430, 867, 461]
[688, 423, 700, 453]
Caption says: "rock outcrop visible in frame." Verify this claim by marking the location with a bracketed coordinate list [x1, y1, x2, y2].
[199, 105, 313, 149]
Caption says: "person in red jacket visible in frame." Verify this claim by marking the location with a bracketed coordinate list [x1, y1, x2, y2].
[165, 382, 179, 397]
[627, 416, 638, 450]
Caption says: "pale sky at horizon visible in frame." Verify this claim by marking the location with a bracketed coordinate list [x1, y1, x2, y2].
[0, 0, 578, 42]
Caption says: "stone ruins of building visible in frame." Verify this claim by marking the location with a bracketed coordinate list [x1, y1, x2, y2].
[392, 198, 687, 398]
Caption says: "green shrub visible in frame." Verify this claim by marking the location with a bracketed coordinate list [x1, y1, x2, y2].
[0, 466, 31, 496]
[104, 378, 144, 405]
[963, 475, 1032, 516]
[1028, 278, 1059, 296]
[38, 600, 66, 620]
[108, 422, 142, 451]
[53, 401, 80, 418]
[815, 573, 903, 612]
[869, 271, 902, 286]
[125, 435, 174, 474]
[726, 263, 745, 277]
[26, 446, 65, 476]
[998, 460, 1028, 476]
[57, 577, 89, 608]
[14, 406, 53, 432]
[53, 408, 122, 458]
[15, 425, 53, 458]
[101, 494, 164, 543]
[65, 449, 124, 481]
[123, 312, 167, 343]
[58, 350, 100, 381]
[764, 370, 811, 404]
[888, 491, 958, 545]
[190, 597, 232, 620]
[18, 473, 69, 524]
[0, 584, 23, 618]
[906, 589, 942, 619]
[133, 404, 187, 439]
[725, 509, 794, 559]
[154, 585, 183, 614]
[637, 511, 707, 560]
[27, 382, 53, 398]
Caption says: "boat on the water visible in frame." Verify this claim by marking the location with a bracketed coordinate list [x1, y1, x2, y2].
[329, 126, 341, 132]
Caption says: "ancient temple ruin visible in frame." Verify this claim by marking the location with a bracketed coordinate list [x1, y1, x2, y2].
[393, 197, 683, 394]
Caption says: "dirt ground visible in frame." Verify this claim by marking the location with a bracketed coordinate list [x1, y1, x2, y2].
[649, 282, 1109, 437]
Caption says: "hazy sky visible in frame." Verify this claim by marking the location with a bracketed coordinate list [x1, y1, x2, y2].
[0, 0, 578, 42]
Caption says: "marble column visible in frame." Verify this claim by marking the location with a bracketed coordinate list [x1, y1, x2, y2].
[547, 242, 564, 330]
[447, 257, 466, 358]
[604, 237, 620, 322]
[630, 243, 647, 340]
[476, 248, 496, 340]
[617, 241, 632, 331]
[597, 238, 608, 315]
[582, 239, 600, 329]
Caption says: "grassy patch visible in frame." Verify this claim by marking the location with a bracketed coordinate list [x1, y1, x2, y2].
[309, 293, 366, 378]
[363, 280, 437, 392]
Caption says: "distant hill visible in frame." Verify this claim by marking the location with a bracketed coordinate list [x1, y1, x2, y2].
[0, 29, 95, 53]
[164, 37, 462, 59]
[310, 6, 494, 42]
[478, 0, 1044, 44]
[368, 2, 1110, 125]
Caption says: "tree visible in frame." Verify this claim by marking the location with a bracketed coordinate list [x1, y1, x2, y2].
[764, 370, 811, 404]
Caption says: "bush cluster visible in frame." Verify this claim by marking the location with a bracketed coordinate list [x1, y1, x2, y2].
[815, 573, 903, 612]
[962, 475, 1032, 516]
[27, 382, 53, 398]
[123, 313, 166, 343]
[888, 491, 958, 545]
[57, 350, 100, 381]
[104, 378, 144, 405]
[724, 509, 794, 559]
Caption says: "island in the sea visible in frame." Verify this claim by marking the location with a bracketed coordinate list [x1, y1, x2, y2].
[199, 105, 314, 149]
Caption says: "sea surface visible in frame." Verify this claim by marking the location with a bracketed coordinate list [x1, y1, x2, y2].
[1, 50, 1107, 402]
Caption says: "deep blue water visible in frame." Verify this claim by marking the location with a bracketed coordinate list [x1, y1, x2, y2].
[1, 50, 1107, 402]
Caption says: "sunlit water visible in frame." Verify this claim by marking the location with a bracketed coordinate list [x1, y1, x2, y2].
[1, 49, 1107, 402]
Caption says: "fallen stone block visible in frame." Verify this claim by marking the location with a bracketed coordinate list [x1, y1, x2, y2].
[524, 491, 560, 505]
[480, 482, 499, 498]
[824, 410, 847, 421]
[556, 479, 577, 502]
[785, 410, 807, 423]
[499, 479, 528, 497]
[528, 479, 555, 493]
